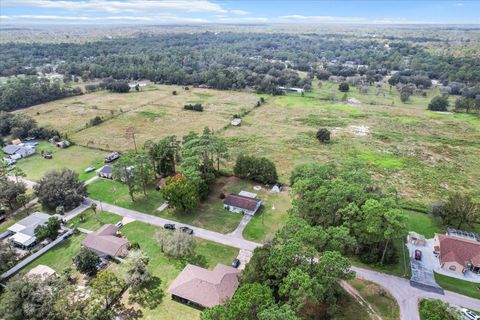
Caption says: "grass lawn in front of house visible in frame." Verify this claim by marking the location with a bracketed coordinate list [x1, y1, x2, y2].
[14, 141, 105, 182]
[119, 221, 239, 320]
[87, 178, 165, 214]
[68, 209, 122, 231]
[22, 232, 86, 274]
[434, 272, 480, 299]
[349, 279, 400, 320]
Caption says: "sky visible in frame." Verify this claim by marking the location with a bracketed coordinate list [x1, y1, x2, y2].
[1, 0, 479, 25]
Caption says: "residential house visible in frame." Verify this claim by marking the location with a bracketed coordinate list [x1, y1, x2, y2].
[168, 264, 241, 309]
[433, 234, 480, 275]
[97, 165, 113, 179]
[2, 145, 35, 159]
[7, 212, 61, 248]
[224, 192, 261, 216]
[82, 224, 129, 258]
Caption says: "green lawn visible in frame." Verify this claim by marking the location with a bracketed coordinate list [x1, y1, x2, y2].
[434, 272, 480, 299]
[350, 279, 400, 320]
[22, 232, 86, 274]
[87, 179, 165, 213]
[68, 209, 122, 231]
[405, 210, 442, 238]
[120, 221, 239, 320]
[14, 141, 105, 182]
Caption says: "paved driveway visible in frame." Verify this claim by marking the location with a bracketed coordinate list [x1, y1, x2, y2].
[407, 240, 443, 293]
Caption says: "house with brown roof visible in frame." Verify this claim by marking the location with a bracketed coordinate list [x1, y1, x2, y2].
[82, 224, 129, 258]
[168, 264, 241, 309]
[223, 192, 261, 216]
[433, 234, 480, 275]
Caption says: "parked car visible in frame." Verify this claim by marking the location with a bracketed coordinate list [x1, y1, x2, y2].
[104, 152, 120, 163]
[414, 249, 422, 261]
[462, 309, 480, 320]
[164, 223, 176, 231]
[115, 221, 124, 228]
[231, 259, 240, 268]
[180, 226, 194, 235]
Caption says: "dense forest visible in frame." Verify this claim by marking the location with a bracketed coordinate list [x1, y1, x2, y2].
[1, 32, 479, 87]
[1, 32, 479, 112]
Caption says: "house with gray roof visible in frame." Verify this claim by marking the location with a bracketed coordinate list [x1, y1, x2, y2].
[8, 212, 61, 248]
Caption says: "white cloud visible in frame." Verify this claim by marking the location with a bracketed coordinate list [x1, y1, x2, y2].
[0, 13, 209, 24]
[2, 0, 227, 14]
[230, 9, 248, 16]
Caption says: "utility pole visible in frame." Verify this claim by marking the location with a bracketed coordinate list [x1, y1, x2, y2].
[126, 127, 138, 153]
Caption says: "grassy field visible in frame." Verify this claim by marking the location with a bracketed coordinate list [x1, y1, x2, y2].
[22, 232, 86, 274]
[19, 82, 480, 206]
[21, 84, 260, 152]
[87, 179, 165, 213]
[434, 272, 480, 299]
[68, 209, 122, 230]
[350, 279, 400, 320]
[13, 141, 105, 182]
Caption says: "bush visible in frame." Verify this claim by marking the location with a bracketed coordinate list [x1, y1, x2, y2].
[316, 128, 331, 143]
[419, 299, 460, 320]
[428, 96, 449, 111]
[87, 116, 103, 127]
[184, 103, 203, 112]
[338, 82, 350, 92]
[234, 155, 278, 185]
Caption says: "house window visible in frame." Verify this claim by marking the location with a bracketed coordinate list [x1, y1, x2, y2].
[449, 265, 456, 271]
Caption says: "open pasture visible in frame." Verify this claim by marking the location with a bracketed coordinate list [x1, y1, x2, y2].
[18, 82, 480, 204]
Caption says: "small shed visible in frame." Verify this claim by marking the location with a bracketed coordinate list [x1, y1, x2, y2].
[55, 140, 71, 148]
[97, 165, 113, 179]
[408, 231, 426, 246]
[271, 183, 282, 193]
[238, 191, 257, 199]
[231, 118, 242, 126]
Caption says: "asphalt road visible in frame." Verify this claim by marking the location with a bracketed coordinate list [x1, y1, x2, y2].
[90, 199, 261, 251]
[352, 266, 480, 320]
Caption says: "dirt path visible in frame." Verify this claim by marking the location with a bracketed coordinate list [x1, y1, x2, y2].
[340, 280, 382, 320]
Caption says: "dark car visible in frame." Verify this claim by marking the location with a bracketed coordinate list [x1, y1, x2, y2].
[414, 249, 422, 261]
[180, 226, 194, 235]
[231, 259, 240, 268]
[164, 223, 176, 231]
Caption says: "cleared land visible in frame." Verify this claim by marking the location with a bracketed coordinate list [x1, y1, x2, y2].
[349, 279, 400, 320]
[19, 82, 480, 205]
[13, 141, 105, 182]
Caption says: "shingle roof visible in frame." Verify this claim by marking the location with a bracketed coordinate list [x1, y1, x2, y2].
[224, 194, 260, 211]
[168, 264, 241, 308]
[98, 165, 113, 174]
[82, 224, 129, 257]
[436, 234, 480, 267]
[2, 145, 20, 155]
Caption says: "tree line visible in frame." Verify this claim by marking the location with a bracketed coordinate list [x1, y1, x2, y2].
[0, 76, 82, 112]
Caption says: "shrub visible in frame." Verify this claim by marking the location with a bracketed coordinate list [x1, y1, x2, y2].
[316, 128, 331, 143]
[184, 103, 203, 112]
[338, 82, 350, 92]
[428, 96, 449, 111]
